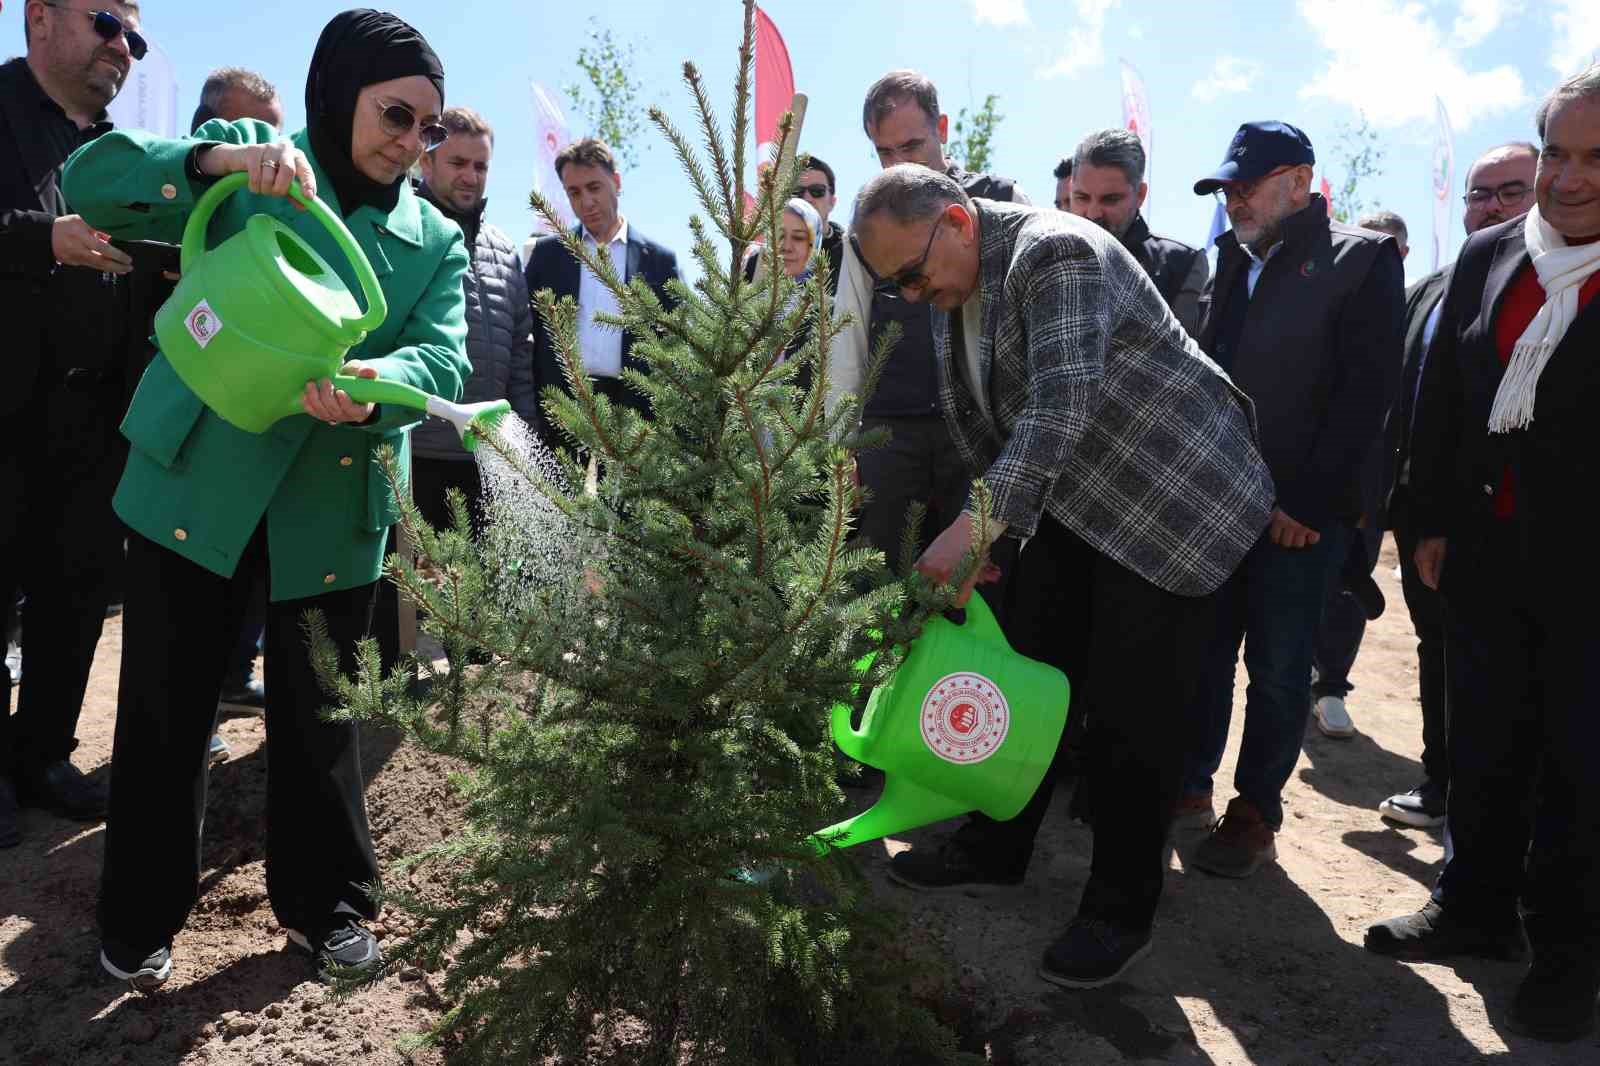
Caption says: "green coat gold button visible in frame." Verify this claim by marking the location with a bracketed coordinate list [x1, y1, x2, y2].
[339, 455, 353, 467]
[323, 573, 336, 584]
[174, 528, 188, 541]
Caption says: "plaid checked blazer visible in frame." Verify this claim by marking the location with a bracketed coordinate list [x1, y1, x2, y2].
[935, 201, 1275, 597]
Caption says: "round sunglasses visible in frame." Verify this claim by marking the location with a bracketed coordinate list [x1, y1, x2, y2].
[42, 3, 147, 62]
[374, 97, 449, 152]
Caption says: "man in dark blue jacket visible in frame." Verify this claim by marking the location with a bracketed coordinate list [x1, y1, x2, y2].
[1177, 121, 1404, 879]
[520, 137, 679, 448]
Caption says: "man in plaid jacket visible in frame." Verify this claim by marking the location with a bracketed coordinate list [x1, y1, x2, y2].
[848, 165, 1274, 989]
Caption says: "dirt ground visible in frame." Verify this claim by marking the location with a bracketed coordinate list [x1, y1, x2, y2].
[3, 534, 1597, 1065]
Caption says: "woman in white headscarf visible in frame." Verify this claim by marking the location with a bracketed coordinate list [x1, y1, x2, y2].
[776, 196, 824, 284]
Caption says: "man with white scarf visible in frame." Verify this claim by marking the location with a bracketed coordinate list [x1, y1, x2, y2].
[1364, 64, 1600, 1044]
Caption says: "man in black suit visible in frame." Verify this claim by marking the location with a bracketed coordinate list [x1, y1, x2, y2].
[1, 0, 147, 847]
[1373, 141, 1536, 829]
[517, 138, 679, 447]
[1366, 66, 1600, 1044]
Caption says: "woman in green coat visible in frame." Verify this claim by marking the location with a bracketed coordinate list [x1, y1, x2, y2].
[61, 10, 469, 992]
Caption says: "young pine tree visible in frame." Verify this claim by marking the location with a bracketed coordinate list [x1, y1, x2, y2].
[310, 3, 988, 1062]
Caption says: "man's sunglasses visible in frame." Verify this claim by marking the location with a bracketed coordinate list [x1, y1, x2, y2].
[792, 183, 831, 200]
[375, 98, 449, 152]
[849, 213, 943, 299]
[42, 3, 147, 61]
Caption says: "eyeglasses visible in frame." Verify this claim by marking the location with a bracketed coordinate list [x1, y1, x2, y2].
[42, 3, 147, 61]
[792, 183, 830, 200]
[851, 213, 944, 299]
[375, 98, 449, 152]
[1463, 181, 1531, 208]
[1222, 165, 1298, 203]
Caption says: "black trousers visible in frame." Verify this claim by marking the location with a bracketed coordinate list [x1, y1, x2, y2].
[0, 385, 126, 776]
[856, 414, 1015, 623]
[955, 516, 1211, 931]
[98, 528, 381, 949]
[1389, 489, 1449, 789]
[1431, 529, 1600, 952]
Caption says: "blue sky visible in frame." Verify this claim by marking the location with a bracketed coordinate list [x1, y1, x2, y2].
[8, 1, 1599, 284]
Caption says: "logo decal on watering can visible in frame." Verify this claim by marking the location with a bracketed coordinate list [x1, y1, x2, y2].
[920, 672, 1010, 764]
[185, 300, 222, 348]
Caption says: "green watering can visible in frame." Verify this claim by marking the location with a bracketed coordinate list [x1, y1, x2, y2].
[814, 594, 1070, 849]
[154, 172, 508, 449]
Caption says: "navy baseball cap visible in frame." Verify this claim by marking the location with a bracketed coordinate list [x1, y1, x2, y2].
[1193, 121, 1316, 195]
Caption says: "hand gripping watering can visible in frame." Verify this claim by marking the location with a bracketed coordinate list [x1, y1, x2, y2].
[154, 172, 508, 448]
[814, 595, 1070, 850]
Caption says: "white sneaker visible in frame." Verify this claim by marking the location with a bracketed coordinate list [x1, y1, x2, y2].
[1311, 695, 1356, 739]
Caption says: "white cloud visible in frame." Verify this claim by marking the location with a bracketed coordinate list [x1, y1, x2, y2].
[1038, 0, 1122, 80]
[1451, 0, 1512, 48]
[971, 0, 1029, 27]
[1550, 0, 1600, 75]
[1297, 0, 1527, 131]
[1191, 56, 1262, 103]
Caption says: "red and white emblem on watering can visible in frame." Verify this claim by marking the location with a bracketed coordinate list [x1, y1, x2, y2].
[920, 672, 1010, 765]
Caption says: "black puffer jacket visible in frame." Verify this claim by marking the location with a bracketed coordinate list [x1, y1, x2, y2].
[411, 188, 536, 460]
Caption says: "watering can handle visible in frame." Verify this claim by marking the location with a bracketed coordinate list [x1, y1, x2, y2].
[330, 374, 431, 412]
[179, 173, 389, 338]
[957, 592, 1009, 647]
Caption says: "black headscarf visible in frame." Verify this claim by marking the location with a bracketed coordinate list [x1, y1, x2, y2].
[305, 9, 445, 217]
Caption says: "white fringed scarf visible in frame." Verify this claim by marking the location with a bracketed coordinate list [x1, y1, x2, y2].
[1488, 206, 1600, 433]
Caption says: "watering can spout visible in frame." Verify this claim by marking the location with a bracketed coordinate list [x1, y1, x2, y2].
[812, 774, 971, 850]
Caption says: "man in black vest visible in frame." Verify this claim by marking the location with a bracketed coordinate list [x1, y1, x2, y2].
[1068, 128, 1209, 339]
[827, 70, 1029, 613]
[1177, 121, 1404, 879]
[1, 0, 145, 847]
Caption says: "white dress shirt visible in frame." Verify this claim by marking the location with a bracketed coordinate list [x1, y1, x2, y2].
[1243, 239, 1282, 297]
[577, 218, 629, 378]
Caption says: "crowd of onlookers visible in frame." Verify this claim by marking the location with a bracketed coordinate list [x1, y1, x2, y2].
[3, 0, 1598, 1044]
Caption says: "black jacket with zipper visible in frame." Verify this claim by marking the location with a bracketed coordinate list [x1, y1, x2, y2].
[1199, 194, 1405, 530]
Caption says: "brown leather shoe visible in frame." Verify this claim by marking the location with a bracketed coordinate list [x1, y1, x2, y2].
[1192, 797, 1277, 878]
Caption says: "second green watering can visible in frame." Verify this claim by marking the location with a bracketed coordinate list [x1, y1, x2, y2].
[814, 594, 1070, 850]
[154, 172, 509, 449]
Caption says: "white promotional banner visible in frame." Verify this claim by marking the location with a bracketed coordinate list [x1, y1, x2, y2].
[1120, 60, 1152, 219]
[107, 41, 179, 137]
[529, 81, 578, 240]
[1432, 97, 1455, 272]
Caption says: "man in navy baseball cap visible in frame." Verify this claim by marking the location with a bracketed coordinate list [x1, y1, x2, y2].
[1194, 121, 1315, 195]
[1177, 116, 1405, 884]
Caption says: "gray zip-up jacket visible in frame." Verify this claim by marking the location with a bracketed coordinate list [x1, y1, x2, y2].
[411, 188, 536, 460]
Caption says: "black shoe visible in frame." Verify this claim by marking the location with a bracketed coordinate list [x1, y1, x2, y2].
[100, 940, 172, 993]
[286, 904, 383, 981]
[1510, 953, 1600, 1042]
[1379, 781, 1447, 829]
[15, 759, 107, 821]
[886, 839, 1024, 895]
[1364, 901, 1527, 961]
[0, 776, 19, 849]
[1039, 917, 1153, 989]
